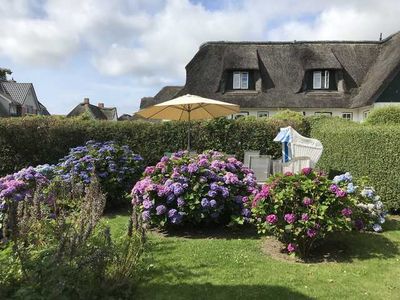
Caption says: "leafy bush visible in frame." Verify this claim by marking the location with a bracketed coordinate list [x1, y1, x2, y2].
[56, 141, 145, 209]
[247, 169, 385, 258]
[310, 117, 400, 211]
[365, 106, 400, 125]
[0, 166, 51, 238]
[131, 150, 258, 227]
[0, 115, 310, 176]
[0, 177, 145, 299]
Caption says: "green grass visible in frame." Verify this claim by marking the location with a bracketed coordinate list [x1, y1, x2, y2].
[104, 214, 400, 300]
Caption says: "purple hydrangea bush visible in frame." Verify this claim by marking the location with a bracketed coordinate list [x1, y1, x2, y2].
[0, 167, 51, 236]
[248, 169, 385, 258]
[56, 141, 144, 208]
[131, 150, 257, 227]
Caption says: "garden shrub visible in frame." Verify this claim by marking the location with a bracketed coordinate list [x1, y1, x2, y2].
[246, 169, 385, 258]
[365, 105, 400, 125]
[0, 176, 146, 299]
[55, 140, 145, 209]
[0, 115, 310, 177]
[0, 166, 51, 238]
[131, 150, 258, 227]
[311, 117, 400, 211]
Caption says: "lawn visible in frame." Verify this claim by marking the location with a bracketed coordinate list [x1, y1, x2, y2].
[104, 214, 400, 300]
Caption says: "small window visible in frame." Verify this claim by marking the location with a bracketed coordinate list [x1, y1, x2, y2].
[233, 72, 249, 90]
[257, 111, 269, 118]
[363, 111, 370, 120]
[314, 112, 332, 116]
[312, 70, 330, 90]
[232, 111, 249, 119]
[342, 112, 353, 120]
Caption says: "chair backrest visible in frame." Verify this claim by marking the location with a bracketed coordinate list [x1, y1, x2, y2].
[249, 155, 272, 183]
[290, 130, 323, 167]
[243, 150, 260, 167]
[272, 159, 283, 175]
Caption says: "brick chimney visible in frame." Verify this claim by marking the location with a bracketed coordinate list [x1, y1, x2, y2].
[98, 102, 104, 108]
[83, 97, 90, 104]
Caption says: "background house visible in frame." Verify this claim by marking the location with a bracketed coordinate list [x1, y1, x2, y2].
[140, 32, 400, 122]
[67, 98, 118, 121]
[0, 68, 50, 117]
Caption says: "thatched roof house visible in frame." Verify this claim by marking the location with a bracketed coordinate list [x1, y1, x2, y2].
[140, 31, 400, 121]
[67, 98, 118, 121]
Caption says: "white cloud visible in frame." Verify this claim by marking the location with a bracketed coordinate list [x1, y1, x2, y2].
[0, 0, 399, 85]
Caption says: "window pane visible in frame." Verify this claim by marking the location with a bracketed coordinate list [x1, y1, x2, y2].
[257, 111, 269, 118]
[241, 72, 249, 89]
[233, 72, 241, 89]
[342, 113, 353, 120]
[313, 71, 322, 89]
[324, 70, 330, 89]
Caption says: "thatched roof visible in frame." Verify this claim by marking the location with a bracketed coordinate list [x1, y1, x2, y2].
[141, 32, 400, 109]
[140, 86, 183, 109]
[67, 101, 118, 120]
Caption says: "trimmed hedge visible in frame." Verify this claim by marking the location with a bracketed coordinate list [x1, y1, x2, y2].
[0, 116, 309, 176]
[311, 118, 400, 211]
[365, 105, 400, 125]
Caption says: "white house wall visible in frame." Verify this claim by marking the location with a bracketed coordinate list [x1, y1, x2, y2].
[234, 107, 376, 122]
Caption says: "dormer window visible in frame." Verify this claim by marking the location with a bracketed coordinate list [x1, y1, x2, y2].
[306, 70, 337, 91]
[227, 71, 255, 91]
[233, 71, 249, 89]
[313, 70, 329, 89]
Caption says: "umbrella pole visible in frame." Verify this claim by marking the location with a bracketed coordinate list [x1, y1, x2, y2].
[187, 110, 191, 151]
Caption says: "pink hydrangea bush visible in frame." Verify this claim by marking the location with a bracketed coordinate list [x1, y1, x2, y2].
[248, 168, 384, 258]
[131, 150, 257, 227]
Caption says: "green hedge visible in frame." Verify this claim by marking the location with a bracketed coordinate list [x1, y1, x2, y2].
[0, 116, 309, 176]
[365, 105, 400, 125]
[311, 118, 400, 212]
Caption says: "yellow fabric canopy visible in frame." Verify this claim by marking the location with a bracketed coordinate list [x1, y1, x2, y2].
[136, 94, 240, 121]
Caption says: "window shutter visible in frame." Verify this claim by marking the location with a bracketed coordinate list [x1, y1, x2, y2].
[324, 70, 330, 89]
[313, 71, 321, 89]
[241, 72, 249, 89]
[233, 72, 241, 89]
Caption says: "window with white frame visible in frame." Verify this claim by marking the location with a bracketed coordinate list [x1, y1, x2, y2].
[363, 110, 370, 120]
[342, 112, 353, 120]
[232, 111, 249, 119]
[314, 112, 332, 116]
[257, 111, 269, 118]
[233, 71, 249, 89]
[313, 70, 330, 89]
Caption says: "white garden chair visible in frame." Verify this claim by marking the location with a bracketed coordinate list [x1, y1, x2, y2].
[248, 155, 272, 183]
[273, 126, 323, 168]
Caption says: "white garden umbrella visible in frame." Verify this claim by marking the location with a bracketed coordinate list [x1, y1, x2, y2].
[136, 94, 240, 150]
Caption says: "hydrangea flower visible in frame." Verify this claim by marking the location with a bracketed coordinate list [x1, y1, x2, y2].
[266, 214, 278, 224]
[341, 207, 352, 217]
[303, 197, 313, 206]
[284, 213, 296, 224]
[287, 243, 296, 253]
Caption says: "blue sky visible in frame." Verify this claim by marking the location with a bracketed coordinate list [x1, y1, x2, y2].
[0, 0, 398, 115]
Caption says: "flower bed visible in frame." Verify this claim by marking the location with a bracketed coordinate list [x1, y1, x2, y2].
[57, 141, 144, 208]
[247, 169, 386, 258]
[131, 150, 257, 227]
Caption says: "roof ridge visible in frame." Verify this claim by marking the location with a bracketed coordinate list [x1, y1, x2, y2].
[200, 40, 383, 48]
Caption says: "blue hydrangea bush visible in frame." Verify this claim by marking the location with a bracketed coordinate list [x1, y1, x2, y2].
[56, 141, 144, 208]
[131, 150, 258, 227]
[247, 169, 386, 258]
